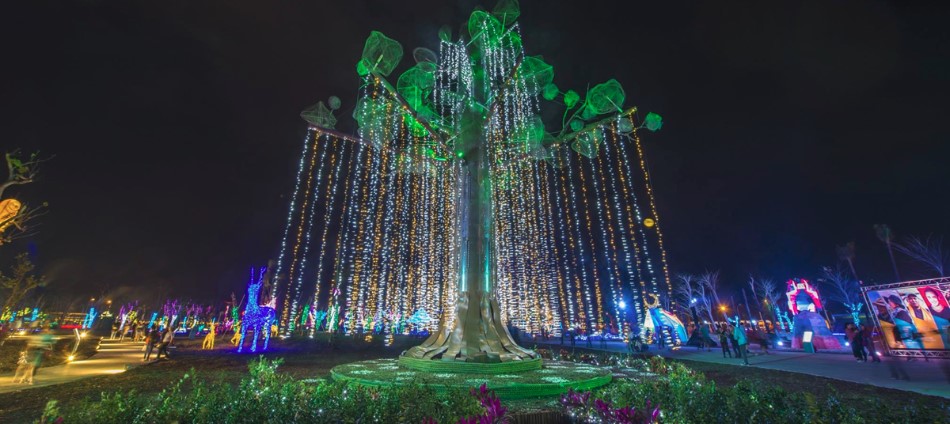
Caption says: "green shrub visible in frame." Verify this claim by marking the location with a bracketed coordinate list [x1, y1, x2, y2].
[54, 356, 485, 424]
[591, 356, 949, 424]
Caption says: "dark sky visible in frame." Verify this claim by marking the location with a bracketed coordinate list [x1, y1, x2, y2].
[2, 1, 949, 304]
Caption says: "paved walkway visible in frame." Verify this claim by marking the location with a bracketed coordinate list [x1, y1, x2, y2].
[537, 340, 950, 399]
[0, 339, 145, 394]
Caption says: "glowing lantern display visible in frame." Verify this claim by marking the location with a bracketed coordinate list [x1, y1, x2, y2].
[643, 218, 655, 228]
[0, 198, 23, 233]
[785, 278, 823, 314]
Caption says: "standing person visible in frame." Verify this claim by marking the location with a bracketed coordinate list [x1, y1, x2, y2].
[12, 351, 32, 384]
[700, 323, 711, 352]
[727, 325, 741, 358]
[861, 323, 881, 363]
[143, 327, 160, 361]
[110, 322, 119, 340]
[733, 324, 749, 365]
[718, 325, 732, 358]
[157, 328, 174, 359]
[849, 323, 867, 362]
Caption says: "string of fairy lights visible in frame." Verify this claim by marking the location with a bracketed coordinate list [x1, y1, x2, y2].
[269, 18, 671, 338]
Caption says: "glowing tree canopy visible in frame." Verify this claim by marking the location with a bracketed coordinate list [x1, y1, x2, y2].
[272, 1, 671, 365]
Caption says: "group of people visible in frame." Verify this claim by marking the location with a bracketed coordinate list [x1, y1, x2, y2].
[715, 324, 754, 365]
[142, 326, 175, 361]
[110, 321, 146, 342]
[11, 327, 55, 385]
[844, 322, 881, 363]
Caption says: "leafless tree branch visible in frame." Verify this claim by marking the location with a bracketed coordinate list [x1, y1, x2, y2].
[895, 234, 947, 277]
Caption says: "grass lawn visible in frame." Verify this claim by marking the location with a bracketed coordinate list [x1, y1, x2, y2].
[0, 335, 946, 422]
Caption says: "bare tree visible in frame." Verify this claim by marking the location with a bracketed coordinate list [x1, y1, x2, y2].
[1, 253, 48, 311]
[675, 273, 713, 323]
[874, 224, 901, 281]
[755, 277, 783, 323]
[836, 241, 859, 281]
[699, 271, 722, 318]
[895, 235, 947, 277]
[752, 278, 782, 322]
[820, 264, 863, 323]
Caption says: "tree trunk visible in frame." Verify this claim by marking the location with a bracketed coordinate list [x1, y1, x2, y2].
[402, 145, 536, 362]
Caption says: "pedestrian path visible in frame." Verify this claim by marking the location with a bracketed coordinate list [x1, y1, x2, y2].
[538, 340, 950, 399]
[0, 339, 145, 394]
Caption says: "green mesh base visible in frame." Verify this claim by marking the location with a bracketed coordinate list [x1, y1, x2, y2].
[331, 359, 612, 400]
[397, 356, 543, 374]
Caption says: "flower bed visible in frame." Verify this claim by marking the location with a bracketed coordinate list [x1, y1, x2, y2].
[332, 358, 612, 399]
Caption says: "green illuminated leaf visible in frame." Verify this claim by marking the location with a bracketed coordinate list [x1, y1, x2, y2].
[644, 112, 663, 131]
[569, 119, 584, 131]
[328, 96, 341, 110]
[438, 25, 452, 42]
[617, 117, 633, 132]
[585, 79, 625, 115]
[542, 83, 559, 101]
[358, 31, 404, 77]
[571, 131, 603, 159]
[468, 10, 503, 46]
[492, 0, 521, 27]
[563, 90, 580, 108]
[518, 56, 553, 93]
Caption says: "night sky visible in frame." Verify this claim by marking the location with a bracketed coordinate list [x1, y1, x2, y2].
[2, 1, 949, 305]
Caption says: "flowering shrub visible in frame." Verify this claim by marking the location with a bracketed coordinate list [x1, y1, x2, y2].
[561, 388, 660, 424]
[50, 356, 484, 423]
[455, 384, 509, 424]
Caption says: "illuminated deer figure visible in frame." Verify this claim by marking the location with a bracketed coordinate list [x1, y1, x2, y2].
[237, 267, 276, 353]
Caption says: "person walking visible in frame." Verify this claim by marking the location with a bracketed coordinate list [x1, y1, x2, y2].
[718, 325, 733, 358]
[733, 324, 749, 365]
[156, 328, 174, 359]
[143, 327, 160, 361]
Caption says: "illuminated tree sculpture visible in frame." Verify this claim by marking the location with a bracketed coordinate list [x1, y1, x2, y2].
[271, 1, 670, 366]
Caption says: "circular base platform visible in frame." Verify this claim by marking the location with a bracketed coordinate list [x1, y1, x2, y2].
[398, 355, 543, 373]
[331, 359, 611, 399]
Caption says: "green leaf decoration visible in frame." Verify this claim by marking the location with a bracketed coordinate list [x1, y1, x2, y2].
[328, 96, 341, 110]
[569, 119, 584, 132]
[644, 112, 663, 132]
[397, 64, 436, 110]
[563, 90, 580, 108]
[301, 101, 337, 129]
[468, 10, 503, 46]
[542, 83, 559, 101]
[521, 115, 545, 145]
[492, 0, 521, 27]
[413, 47, 438, 64]
[518, 56, 553, 94]
[438, 25, 452, 42]
[571, 131, 604, 159]
[585, 79, 625, 115]
[617, 116, 633, 132]
[358, 31, 404, 77]
[581, 106, 596, 120]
